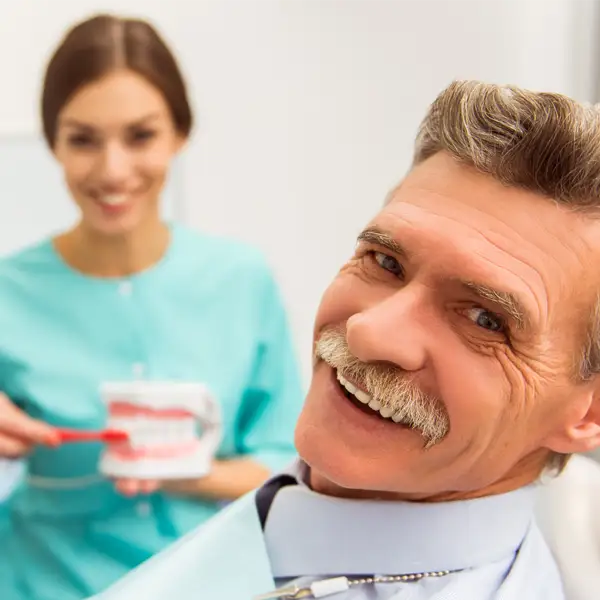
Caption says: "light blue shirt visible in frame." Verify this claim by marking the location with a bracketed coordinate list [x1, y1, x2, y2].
[260, 461, 565, 599]
[0, 224, 304, 600]
[92, 460, 565, 600]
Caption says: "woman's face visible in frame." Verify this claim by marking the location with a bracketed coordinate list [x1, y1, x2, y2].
[53, 69, 185, 237]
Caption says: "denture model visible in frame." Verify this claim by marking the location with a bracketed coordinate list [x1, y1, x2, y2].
[98, 381, 222, 480]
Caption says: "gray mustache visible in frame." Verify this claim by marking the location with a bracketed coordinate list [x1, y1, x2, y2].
[315, 327, 450, 447]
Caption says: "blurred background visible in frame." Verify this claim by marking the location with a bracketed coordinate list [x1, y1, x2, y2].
[2, 0, 599, 386]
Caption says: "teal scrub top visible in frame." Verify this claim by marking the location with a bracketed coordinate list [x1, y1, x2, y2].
[0, 224, 304, 600]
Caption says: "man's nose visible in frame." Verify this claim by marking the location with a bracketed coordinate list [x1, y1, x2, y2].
[346, 286, 429, 372]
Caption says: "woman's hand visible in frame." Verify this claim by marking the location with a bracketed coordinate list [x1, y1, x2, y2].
[162, 458, 271, 501]
[0, 392, 57, 458]
[114, 478, 161, 496]
[113, 458, 271, 500]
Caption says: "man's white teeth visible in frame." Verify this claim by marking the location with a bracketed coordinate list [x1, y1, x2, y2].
[101, 194, 127, 206]
[338, 374, 358, 396]
[355, 390, 370, 404]
[368, 399, 381, 411]
[379, 406, 395, 419]
[337, 370, 405, 424]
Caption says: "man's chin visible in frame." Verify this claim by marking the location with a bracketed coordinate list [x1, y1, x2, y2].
[296, 441, 372, 494]
[298, 447, 426, 499]
[295, 420, 403, 495]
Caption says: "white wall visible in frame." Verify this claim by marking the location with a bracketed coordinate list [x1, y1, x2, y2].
[0, 0, 597, 382]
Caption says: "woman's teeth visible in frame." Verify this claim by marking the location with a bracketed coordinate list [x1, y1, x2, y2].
[100, 194, 128, 206]
[336, 370, 406, 424]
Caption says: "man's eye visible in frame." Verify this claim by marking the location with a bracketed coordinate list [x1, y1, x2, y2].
[465, 307, 506, 332]
[373, 252, 403, 276]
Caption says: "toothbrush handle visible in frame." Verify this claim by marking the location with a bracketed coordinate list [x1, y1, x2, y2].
[54, 429, 128, 444]
[57, 429, 102, 443]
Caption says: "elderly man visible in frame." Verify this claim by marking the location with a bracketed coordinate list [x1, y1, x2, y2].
[93, 81, 600, 600]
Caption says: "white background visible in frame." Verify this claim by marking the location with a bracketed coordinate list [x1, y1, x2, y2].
[0, 0, 598, 384]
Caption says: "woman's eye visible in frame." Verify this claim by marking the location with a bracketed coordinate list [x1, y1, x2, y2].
[465, 307, 506, 333]
[129, 129, 156, 144]
[373, 251, 404, 277]
[68, 134, 94, 147]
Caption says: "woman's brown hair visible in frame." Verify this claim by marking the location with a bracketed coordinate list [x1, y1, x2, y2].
[41, 13, 193, 147]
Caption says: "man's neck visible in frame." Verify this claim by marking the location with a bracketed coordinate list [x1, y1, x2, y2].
[308, 449, 549, 502]
[54, 219, 170, 278]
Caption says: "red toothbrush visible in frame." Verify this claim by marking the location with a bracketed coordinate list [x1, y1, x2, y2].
[48, 428, 129, 446]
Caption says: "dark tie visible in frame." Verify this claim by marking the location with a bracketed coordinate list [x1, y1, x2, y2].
[255, 474, 298, 528]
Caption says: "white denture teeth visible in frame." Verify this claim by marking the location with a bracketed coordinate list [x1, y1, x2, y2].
[336, 369, 407, 424]
[110, 417, 197, 448]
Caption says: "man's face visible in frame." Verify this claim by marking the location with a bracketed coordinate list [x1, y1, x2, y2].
[295, 152, 600, 498]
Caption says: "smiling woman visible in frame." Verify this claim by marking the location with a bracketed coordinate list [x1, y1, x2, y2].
[43, 14, 191, 267]
[0, 13, 303, 600]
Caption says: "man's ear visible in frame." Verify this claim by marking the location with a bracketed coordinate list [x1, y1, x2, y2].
[544, 387, 600, 454]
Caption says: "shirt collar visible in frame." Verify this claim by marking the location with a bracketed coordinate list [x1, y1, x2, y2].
[263, 460, 536, 579]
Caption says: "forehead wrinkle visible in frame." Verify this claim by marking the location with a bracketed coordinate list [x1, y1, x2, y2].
[397, 200, 556, 290]
[476, 223, 600, 332]
[391, 185, 586, 274]
[518, 217, 588, 287]
[532, 205, 596, 263]
[471, 229, 550, 326]
[380, 209, 549, 326]
[384, 205, 550, 301]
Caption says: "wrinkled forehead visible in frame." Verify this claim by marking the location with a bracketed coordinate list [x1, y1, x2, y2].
[376, 154, 600, 331]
